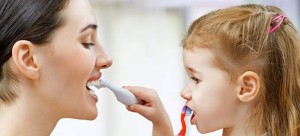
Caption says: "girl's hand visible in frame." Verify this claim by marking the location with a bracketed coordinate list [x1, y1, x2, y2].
[124, 86, 174, 136]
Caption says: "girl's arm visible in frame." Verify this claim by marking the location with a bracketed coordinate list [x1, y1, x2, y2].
[125, 86, 174, 136]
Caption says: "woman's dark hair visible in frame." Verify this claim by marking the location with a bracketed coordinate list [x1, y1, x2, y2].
[0, 0, 69, 102]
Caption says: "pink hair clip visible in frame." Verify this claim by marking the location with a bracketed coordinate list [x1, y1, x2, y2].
[269, 13, 285, 34]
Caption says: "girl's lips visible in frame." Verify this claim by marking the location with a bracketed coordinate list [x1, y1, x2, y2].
[190, 112, 196, 125]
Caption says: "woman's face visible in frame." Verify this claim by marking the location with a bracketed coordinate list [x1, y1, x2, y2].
[181, 48, 239, 133]
[35, 0, 112, 119]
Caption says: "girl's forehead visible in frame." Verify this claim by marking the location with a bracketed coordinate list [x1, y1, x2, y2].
[183, 48, 216, 71]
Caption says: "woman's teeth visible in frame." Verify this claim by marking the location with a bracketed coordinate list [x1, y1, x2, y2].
[86, 80, 100, 91]
[89, 89, 95, 95]
[86, 80, 100, 88]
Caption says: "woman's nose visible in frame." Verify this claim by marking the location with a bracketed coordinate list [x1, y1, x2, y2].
[96, 47, 113, 69]
[180, 85, 192, 100]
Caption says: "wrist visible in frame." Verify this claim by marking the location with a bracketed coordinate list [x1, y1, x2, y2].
[152, 121, 174, 136]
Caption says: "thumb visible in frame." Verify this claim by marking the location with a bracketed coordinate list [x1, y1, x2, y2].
[127, 104, 152, 117]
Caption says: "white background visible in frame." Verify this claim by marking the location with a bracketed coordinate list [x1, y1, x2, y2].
[51, 0, 299, 136]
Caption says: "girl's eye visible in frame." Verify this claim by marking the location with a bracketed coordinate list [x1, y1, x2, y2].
[190, 77, 200, 84]
[82, 42, 95, 49]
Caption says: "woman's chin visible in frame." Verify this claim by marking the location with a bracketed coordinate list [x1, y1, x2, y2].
[68, 108, 98, 120]
[85, 114, 98, 120]
[82, 110, 98, 120]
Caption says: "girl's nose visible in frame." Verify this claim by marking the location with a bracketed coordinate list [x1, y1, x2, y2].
[180, 85, 192, 100]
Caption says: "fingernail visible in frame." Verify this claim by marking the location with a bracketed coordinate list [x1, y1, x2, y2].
[128, 105, 134, 110]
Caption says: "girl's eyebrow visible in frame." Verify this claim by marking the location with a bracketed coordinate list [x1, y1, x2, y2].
[187, 67, 195, 73]
[186, 66, 202, 75]
[80, 24, 97, 33]
[187, 67, 196, 73]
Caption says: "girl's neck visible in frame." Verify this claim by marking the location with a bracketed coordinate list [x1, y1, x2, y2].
[222, 104, 256, 136]
[0, 91, 60, 136]
[222, 126, 255, 136]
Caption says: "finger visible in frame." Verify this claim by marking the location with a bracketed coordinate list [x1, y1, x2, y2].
[124, 86, 157, 102]
[127, 104, 153, 118]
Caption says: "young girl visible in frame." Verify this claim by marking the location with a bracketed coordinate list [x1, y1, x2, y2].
[127, 4, 300, 136]
[0, 0, 112, 135]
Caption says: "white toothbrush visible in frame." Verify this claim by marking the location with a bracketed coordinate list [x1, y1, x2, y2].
[88, 79, 143, 107]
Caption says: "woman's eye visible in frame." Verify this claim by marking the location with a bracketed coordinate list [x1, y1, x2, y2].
[190, 77, 200, 84]
[82, 42, 95, 49]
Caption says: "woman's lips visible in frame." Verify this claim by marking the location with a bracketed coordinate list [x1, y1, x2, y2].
[89, 93, 98, 102]
[86, 72, 101, 102]
[87, 72, 102, 82]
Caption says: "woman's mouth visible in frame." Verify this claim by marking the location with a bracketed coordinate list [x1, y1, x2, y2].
[86, 80, 99, 102]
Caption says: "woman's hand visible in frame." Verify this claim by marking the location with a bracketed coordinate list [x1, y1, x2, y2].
[124, 86, 174, 136]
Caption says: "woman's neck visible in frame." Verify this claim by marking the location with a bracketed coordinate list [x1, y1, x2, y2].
[0, 92, 60, 136]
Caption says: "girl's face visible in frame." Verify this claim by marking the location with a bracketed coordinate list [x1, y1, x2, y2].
[34, 0, 112, 119]
[181, 48, 239, 133]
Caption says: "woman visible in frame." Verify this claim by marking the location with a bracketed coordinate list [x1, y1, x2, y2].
[0, 0, 112, 135]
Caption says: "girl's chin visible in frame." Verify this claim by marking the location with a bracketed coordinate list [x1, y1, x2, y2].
[197, 127, 211, 134]
[196, 125, 220, 134]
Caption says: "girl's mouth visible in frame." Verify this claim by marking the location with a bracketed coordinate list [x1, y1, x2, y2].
[190, 112, 196, 125]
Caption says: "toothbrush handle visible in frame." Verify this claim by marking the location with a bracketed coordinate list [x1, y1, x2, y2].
[111, 87, 143, 106]
[100, 79, 143, 106]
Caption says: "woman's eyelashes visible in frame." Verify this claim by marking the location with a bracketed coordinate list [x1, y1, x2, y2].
[190, 77, 200, 84]
[82, 42, 95, 49]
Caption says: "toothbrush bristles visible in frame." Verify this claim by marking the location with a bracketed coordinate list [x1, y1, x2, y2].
[185, 107, 192, 115]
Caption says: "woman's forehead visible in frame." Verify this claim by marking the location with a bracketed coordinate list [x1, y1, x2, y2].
[61, 0, 97, 27]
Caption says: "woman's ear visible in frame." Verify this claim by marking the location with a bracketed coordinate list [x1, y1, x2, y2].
[236, 71, 260, 102]
[12, 40, 40, 79]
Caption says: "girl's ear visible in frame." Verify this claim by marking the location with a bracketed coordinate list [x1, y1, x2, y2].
[12, 40, 40, 79]
[236, 71, 260, 102]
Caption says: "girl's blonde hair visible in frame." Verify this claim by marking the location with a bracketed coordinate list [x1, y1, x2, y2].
[184, 4, 300, 136]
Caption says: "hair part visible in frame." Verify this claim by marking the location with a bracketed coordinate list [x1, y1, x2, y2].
[183, 4, 300, 136]
[0, 0, 69, 103]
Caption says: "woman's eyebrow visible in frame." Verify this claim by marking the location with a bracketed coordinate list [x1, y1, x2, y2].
[80, 24, 97, 33]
